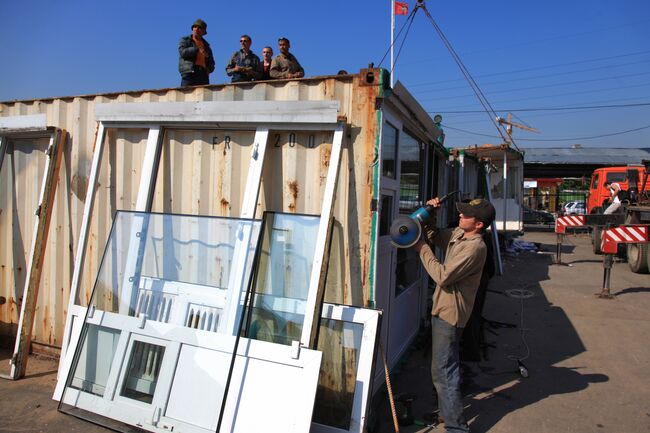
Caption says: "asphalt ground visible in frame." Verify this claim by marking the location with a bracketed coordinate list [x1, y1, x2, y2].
[374, 229, 650, 433]
[0, 230, 648, 433]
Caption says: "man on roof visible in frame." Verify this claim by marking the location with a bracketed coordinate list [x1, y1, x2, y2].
[226, 34, 262, 82]
[178, 19, 215, 87]
[270, 37, 304, 79]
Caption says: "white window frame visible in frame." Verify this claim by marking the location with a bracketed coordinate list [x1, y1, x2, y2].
[311, 303, 381, 433]
[55, 100, 345, 433]
[58, 100, 341, 382]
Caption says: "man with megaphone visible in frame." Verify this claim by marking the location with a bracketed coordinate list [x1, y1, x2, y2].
[411, 197, 496, 433]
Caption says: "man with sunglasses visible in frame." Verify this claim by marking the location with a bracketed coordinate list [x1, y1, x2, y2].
[178, 19, 215, 86]
[412, 197, 495, 433]
[270, 37, 304, 79]
[226, 34, 262, 82]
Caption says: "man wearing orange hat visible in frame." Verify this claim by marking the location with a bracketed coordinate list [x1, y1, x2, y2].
[178, 19, 215, 86]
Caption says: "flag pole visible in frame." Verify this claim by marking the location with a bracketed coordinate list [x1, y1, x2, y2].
[390, 0, 395, 87]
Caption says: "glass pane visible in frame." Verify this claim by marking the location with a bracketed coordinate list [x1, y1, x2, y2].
[69, 325, 121, 396]
[121, 341, 165, 404]
[379, 195, 393, 237]
[246, 212, 320, 345]
[313, 318, 363, 430]
[396, 248, 420, 296]
[399, 131, 422, 213]
[382, 123, 398, 178]
[60, 211, 262, 429]
[606, 171, 627, 183]
[77, 128, 149, 306]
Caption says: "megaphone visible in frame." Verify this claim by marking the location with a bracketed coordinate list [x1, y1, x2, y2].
[389, 191, 459, 248]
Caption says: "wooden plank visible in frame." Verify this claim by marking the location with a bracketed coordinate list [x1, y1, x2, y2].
[4, 129, 66, 379]
[300, 124, 344, 348]
[95, 101, 340, 125]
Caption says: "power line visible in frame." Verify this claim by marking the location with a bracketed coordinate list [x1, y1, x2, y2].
[426, 81, 650, 110]
[406, 49, 650, 88]
[412, 58, 650, 95]
[428, 101, 650, 114]
[416, 72, 650, 103]
[401, 18, 650, 68]
[442, 123, 650, 142]
[377, 7, 419, 68]
[417, 3, 512, 147]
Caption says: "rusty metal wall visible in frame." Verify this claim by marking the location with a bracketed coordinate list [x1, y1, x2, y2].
[0, 137, 49, 339]
[0, 74, 382, 349]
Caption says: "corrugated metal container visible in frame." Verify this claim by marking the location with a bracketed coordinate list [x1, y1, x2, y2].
[0, 69, 452, 365]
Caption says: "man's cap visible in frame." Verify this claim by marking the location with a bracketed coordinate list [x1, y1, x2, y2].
[192, 19, 207, 34]
[456, 198, 496, 226]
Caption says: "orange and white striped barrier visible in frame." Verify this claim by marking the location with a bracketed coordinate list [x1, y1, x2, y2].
[597, 224, 649, 299]
[555, 215, 585, 234]
[600, 225, 649, 254]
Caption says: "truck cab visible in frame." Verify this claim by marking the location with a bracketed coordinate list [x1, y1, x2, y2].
[587, 165, 649, 214]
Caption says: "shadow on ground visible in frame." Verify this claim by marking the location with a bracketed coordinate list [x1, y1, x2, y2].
[372, 234, 608, 433]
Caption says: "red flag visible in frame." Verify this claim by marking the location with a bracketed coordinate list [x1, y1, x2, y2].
[394, 1, 408, 15]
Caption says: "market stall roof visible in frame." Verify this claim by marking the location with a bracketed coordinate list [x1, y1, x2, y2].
[522, 147, 650, 177]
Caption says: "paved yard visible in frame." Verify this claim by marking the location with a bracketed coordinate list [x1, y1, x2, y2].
[375, 230, 650, 433]
[0, 230, 648, 433]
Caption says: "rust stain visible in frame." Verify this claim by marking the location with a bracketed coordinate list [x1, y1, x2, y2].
[322, 147, 332, 168]
[42, 305, 49, 337]
[288, 180, 299, 212]
[220, 198, 230, 212]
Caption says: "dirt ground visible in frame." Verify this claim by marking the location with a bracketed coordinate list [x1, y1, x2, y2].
[0, 230, 648, 433]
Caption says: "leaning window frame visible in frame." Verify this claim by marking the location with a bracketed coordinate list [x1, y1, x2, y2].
[310, 303, 381, 433]
[56, 100, 344, 398]
[0, 114, 66, 380]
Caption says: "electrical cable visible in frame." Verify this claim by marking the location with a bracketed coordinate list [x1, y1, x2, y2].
[405, 50, 650, 86]
[391, 10, 418, 74]
[426, 81, 650, 110]
[442, 123, 650, 141]
[377, 7, 419, 69]
[429, 101, 650, 114]
[411, 58, 650, 94]
[417, 2, 513, 148]
[416, 76, 650, 104]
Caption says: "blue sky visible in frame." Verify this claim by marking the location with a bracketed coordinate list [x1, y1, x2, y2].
[1, 0, 649, 149]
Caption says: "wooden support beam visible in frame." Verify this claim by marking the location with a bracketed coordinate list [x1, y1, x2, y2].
[300, 124, 345, 348]
[2, 129, 66, 379]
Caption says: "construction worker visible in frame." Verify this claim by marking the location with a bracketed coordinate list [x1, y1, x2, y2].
[412, 197, 496, 433]
[603, 181, 622, 214]
[270, 37, 304, 79]
[178, 19, 215, 86]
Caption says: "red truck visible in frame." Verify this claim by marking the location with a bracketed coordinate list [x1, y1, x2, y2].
[587, 165, 650, 214]
[588, 162, 650, 273]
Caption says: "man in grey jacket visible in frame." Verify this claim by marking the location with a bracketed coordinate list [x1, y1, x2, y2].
[178, 19, 215, 86]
